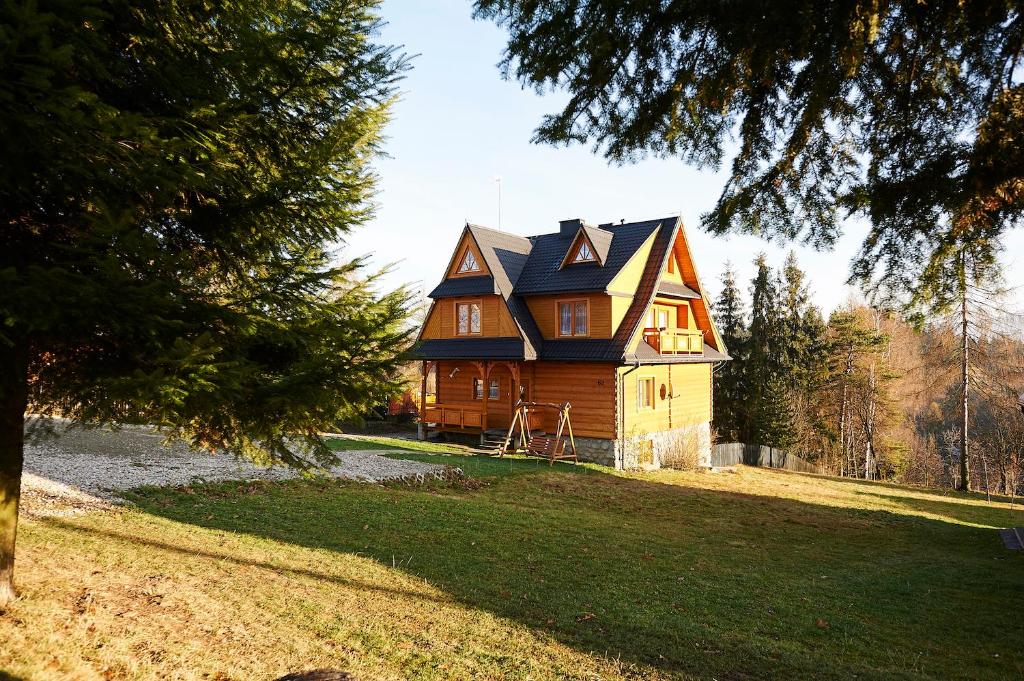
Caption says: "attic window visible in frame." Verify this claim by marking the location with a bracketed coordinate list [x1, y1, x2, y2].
[457, 250, 480, 273]
[572, 241, 595, 263]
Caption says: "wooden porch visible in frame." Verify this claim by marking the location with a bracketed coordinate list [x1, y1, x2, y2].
[417, 359, 532, 437]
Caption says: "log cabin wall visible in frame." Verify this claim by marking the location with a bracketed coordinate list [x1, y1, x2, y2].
[421, 295, 519, 339]
[432, 360, 616, 436]
[619, 363, 712, 435]
[530, 362, 617, 438]
[524, 293, 613, 339]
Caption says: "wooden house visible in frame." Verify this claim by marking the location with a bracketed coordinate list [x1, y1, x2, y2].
[412, 216, 729, 469]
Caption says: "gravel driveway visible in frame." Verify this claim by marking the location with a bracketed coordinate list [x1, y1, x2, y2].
[21, 419, 450, 516]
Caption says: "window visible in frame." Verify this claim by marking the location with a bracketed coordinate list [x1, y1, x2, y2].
[573, 240, 595, 263]
[657, 309, 670, 329]
[557, 299, 588, 336]
[473, 377, 499, 400]
[456, 301, 481, 335]
[647, 304, 674, 329]
[667, 254, 676, 274]
[638, 377, 655, 410]
[456, 249, 480, 274]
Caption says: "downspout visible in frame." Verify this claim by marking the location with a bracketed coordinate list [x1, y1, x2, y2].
[619, 359, 642, 469]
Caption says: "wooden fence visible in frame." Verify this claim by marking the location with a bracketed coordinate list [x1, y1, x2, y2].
[711, 442, 823, 474]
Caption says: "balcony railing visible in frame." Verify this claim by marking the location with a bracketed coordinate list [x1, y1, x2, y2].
[643, 328, 704, 355]
[422, 403, 483, 429]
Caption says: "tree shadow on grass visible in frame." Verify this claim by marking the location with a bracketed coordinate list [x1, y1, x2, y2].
[845, 489, 1024, 529]
[98, 470, 1024, 679]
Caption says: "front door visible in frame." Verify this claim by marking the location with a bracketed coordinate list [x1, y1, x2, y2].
[484, 371, 511, 430]
[518, 378, 532, 404]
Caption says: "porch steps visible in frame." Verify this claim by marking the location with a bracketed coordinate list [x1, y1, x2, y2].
[480, 428, 546, 455]
[481, 429, 511, 455]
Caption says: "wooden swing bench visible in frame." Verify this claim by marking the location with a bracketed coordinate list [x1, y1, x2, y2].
[499, 400, 578, 465]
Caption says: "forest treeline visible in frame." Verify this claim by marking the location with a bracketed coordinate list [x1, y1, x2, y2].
[713, 253, 1024, 495]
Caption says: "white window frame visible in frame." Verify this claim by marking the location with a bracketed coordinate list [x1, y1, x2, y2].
[455, 300, 482, 336]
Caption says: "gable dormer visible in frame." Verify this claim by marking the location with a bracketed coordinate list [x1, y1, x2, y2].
[445, 230, 491, 279]
[558, 222, 613, 269]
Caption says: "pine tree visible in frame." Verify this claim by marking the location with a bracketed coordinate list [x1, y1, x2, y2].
[712, 262, 748, 441]
[477, 1, 1023, 303]
[778, 251, 828, 454]
[0, 0, 408, 605]
[745, 255, 786, 443]
[755, 374, 798, 451]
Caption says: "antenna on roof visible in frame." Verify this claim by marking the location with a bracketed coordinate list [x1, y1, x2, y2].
[493, 176, 503, 231]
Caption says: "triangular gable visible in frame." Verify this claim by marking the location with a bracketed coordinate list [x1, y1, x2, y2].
[558, 225, 613, 269]
[669, 222, 726, 354]
[662, 250, 684, 283]
[622, 218, 727, 356]
[443, 229, 492, 279]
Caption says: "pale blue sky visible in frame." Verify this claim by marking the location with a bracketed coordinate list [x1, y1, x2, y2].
[343, 0, 1024, 314]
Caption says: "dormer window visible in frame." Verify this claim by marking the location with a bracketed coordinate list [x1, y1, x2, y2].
[559, 224, 609, 269]
[573, 241, 595, 263]
[457, 250, 480, 273]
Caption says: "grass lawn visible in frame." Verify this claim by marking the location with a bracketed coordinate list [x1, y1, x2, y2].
[3, 442, 1023, 680]
[323, 434, 465, 454]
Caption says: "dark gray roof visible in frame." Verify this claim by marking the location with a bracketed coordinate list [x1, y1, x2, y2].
[422, 216, 729, 365]
[571, 224, 613, 265]
[411, 338, 525, 360]
[428, 275, 498, 298]
[465, 224, 542, 359]
[657, 281, 701, 299]
[539, 339, 623, 362]
[513, 218, 668, 295]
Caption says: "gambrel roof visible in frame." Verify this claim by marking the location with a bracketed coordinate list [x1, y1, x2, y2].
[417, 216, 729, 363]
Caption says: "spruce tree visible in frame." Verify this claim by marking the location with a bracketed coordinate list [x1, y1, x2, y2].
[755, 374, 798, 452]
[712, 262, 748, 441]
[0, 0, 408, 605]
[476, 0, 1023, 303]
[745, 255, 786, 443]
[780, 252, 812, 387]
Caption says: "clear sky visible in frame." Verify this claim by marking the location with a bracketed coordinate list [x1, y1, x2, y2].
[343, 0, 1024, 314]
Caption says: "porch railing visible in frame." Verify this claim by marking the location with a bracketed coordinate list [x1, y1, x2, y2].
[422, 403, 483, 429]
[642, 328, 704, 354]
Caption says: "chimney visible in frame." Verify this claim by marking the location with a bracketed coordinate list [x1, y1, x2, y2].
[559, 218, 584, 237]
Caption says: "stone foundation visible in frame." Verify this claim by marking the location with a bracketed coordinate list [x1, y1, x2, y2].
[419, 423, 712, 471]
[574, 422, 712, 470]
[571, 436, 619, 468]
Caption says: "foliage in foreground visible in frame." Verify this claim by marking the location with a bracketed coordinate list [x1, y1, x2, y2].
[476, 0, 1023, 306]
[3, 464, 1022, 679]
[0, 0, 409, 602]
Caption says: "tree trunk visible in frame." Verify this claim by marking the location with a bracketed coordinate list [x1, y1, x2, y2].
[0, 338, 28, 608]
[958, 288, 970, 491]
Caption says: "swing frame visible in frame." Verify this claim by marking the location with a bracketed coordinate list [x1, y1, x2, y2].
[500, 399, 578, 465]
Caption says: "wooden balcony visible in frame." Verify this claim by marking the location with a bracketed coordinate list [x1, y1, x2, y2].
[422, 403, 483, 429]
[642, 328, 704, 355]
